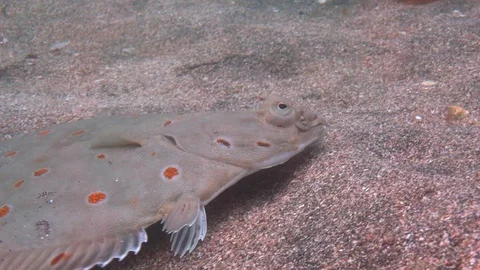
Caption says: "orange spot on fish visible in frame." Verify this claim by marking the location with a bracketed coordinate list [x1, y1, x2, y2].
[216, 138, 231, 148]
[38, 130, 51, 136]
[257, 141, 271, 147]
[164, 120, 172, 127]
[0, 205, 10, 218]
[4, 151, 17, 157]
[71, 130, 85, 136]
[34, 168, 49, 177]
[50, 253, 71, 266]
[163, 167, 179, 180]
[151, 152, 157, 157]
[97, 154, 106, 159]
[14, 180, 24, 188]
[88, 192, 107, 204]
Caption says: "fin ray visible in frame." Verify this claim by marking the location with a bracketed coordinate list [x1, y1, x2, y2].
[161, 193, 200, 232]
[0, 228, 147, 270]
[162, 194, 207, 257]
[161, 193, 207, 257]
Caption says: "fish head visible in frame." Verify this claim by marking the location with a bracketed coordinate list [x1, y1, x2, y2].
[161, 94, 325, 170]
[250, 94, 325, 169]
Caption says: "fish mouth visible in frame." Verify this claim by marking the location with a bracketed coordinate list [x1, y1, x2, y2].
[295, 110, 326, 131]
[299, 111, 326, 131]
[310, 112, 327, 127]
[297, 113, 326, 151]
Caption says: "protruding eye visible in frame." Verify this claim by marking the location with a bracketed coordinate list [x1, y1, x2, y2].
[265, 99, 296, 127]
[272, 101, 293, 116]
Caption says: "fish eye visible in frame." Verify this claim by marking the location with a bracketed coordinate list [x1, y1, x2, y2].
[273, 101, 292, 116]
[278, 102, 288, 110]
[264, 95, 297, 127]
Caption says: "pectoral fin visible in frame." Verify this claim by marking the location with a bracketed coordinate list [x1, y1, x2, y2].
[161, 193, 207, 257]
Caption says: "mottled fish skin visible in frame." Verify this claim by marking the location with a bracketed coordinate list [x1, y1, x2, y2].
[0, 95, 325, 270]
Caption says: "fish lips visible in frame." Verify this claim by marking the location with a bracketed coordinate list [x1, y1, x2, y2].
[296, 113, 326, 151]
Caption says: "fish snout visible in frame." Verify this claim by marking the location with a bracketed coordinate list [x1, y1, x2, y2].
[295, 110, 326, 131]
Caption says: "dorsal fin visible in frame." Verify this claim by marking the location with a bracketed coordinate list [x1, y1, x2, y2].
[90, 132, 143, 149]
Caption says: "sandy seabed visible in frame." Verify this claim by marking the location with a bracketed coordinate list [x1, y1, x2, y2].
[1, 0, 479, 269]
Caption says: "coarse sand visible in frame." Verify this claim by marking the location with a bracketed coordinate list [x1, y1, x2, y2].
[1, 0, 479, 269]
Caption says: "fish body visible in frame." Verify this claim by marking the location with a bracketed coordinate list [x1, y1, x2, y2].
[0, 95, 325, 269]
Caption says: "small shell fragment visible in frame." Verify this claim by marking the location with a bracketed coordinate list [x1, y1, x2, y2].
[421, 80, 438, 87]
[446, 105, 468, 120]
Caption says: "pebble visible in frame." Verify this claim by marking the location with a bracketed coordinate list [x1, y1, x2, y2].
[0, 36, 7, 45]
[452, 10, 466, 18]
[49, 41, 70, 52]
[122, 47, 136, 55]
